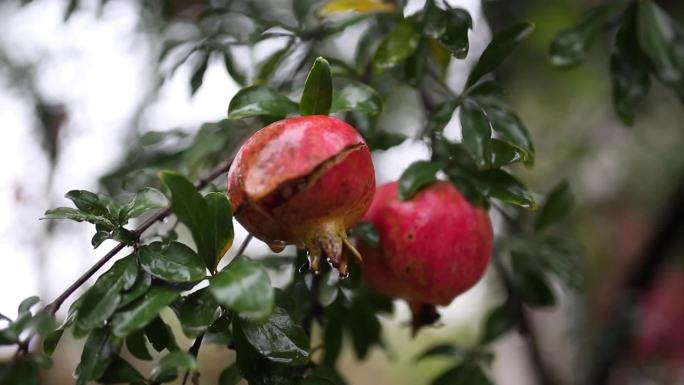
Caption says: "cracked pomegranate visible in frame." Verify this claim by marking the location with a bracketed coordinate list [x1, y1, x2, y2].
[357, 181, 492, 332]
[227, 115, 375, 277]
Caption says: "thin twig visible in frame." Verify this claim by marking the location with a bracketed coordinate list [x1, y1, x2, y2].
[0, 312, 12, 322]
[182, 333, 205, 385]
[493, 253, 554, 385]
[235, 234, 254, 256]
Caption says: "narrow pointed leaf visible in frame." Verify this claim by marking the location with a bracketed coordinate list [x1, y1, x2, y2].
[460, 102, 491, 168]
[228, 85, 298, 119]
[205, 192, 234, 267]
[300, 57, 333, 115]
[474, 170, 536, 208]
[535, 180, 574, 231]
[150, 351, 197, 383]
[373, 22, 421, 73]
[75, 328, 120, 385]
[111, 286, 179, 337]
[467, 22, 534, 86]
[550, 4, 619, 68]
[637, 1, 684, 88]
[398, 160, 444, 200]
[331, 82, 382, 115]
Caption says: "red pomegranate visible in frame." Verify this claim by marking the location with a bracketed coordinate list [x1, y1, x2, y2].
[227, 115, 375, 276]
[357, 181, 493, 332]
[632, 267, 684, 369]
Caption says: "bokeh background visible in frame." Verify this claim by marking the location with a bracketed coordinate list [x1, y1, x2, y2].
[1, 0, 683, 384]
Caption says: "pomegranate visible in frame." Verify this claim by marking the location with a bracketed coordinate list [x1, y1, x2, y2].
[227, 115, 375, 277]
[632, 267, 684, 373]
[357, 181, 493, 332]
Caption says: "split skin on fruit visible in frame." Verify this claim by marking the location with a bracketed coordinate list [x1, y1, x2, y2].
[227, 115, 376, 277]
[357, 181, 493, 334]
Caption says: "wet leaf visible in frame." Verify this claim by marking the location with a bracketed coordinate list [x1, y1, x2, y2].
[300, 57, 333, 116]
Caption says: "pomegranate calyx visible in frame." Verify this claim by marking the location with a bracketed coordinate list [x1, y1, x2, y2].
[304, 221, 362, 278]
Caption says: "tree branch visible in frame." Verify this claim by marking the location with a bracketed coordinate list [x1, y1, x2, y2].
[44, 156, 233, 315]
[493, 253, 555, 385]
[182, 333, 205, 385]
[235, 234, 254, 257]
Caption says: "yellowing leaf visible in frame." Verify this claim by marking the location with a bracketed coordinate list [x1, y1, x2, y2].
[321, 0, 395, 14]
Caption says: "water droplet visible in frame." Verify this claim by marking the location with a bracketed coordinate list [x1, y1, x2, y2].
[267, 241, 287, 253]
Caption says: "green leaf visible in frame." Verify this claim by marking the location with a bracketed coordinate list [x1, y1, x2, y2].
[223, 50, 247, 86]
[160, 171, 234, 272]
[18, 296, 40, 315]
[204, 192, 235, 267]
[482, 105, 534, 165]
[29, 353, 52, 369]
[119, 272, 152, 308]
[237, 303, 311, 365]
[75, 255, 138, 332]
[300, 57, 333, 116]
[190, 52, 209, 96]
[508, 236, 583, 290]
[41, 207, 116, 229]
[611, 8, 651, 125]
[65, 190, 110, 217]
[349, 222, 379, 248]
[317, 270, 340, 307]
[210, 256, 274, 322]
[404, 39, 429, 86]
[91, 230, 110, 248]
[422, 0, 446, 38]
[373, 22, 421, 73]
[232, 321, 297, 385]
[138, 241, 206, 283]
[301, 375, 338, 385]
[219, 364, 242, 385]
[474, 170, 536, 208]
[347, 296, 382, 359]
[43, 328, 64, 355]
[122, 187, 168, 220]
[397, 160, 444, 200]
[487, 138, 529, 169]
[416, 344, 468, 361]
[125, 330, 153, 361]
[637, 1, 684, 88]
[549, 4, 618, 68]
[150, 351, 197, 383]
[97, 356, 145, 384]
[176, 288, 222, 338]
[482, 304, 516, 343]
[294, 0, 322, 25]
[0, 358, 39, 385]
[466, 22, 535, 86]
[432, 364, 493, 385]
[439, 9, 471, 59]
[513, 267, 556, 308]
[256, 44, 293, 84]
[204, 315, 233, 345]
[227, 85, 298, 119]
[535, 180, 574, 231]
[322, 311, 343, 366]
[144, 316, 178, 352]
[111, 286, 179, 337]
[75, 328, 120, 385]
[330, 82, 382, 115]
[460, 102, 491, 168]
